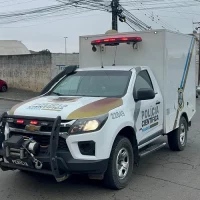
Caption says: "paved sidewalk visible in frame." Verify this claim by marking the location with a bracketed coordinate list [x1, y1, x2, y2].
[0, 88, 39, 102]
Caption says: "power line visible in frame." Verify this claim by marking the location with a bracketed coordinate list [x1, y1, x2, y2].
[125, 21, 137, 31]
[1, 11, 106, 28]
[0, 0, 199, 32]
[118, 5, 151, 31]
[0, 0, 109, 25]
[128, 1, 173, 30]
[122, 0, 198, 31]
[127, 3, 200, 10]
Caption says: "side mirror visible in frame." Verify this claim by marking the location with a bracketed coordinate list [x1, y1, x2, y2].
[135, 88, 155, 101]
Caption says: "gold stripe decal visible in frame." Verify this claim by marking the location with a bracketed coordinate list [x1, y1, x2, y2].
[67, 98, 123, 119]
[173, 37, 195, 129]
[10, 96, 40, 115]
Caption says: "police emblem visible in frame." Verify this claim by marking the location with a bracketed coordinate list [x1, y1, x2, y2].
[178, 88, 184, 111]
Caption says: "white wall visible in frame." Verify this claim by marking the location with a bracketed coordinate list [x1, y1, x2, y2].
[0, 54, 51, 92]
[0, 53, 79, 92]
[51, 53, 79, 79]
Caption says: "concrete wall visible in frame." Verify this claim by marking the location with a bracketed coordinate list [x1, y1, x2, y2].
[0, 54, 51, 92]
[0, 53, 79, 92]
[51, 53, 79, 79]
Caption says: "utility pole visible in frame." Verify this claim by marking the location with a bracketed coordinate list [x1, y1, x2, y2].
[64, 37, 68, 67]
[111, 0, 119, 31]
[193, 22, 200, 85]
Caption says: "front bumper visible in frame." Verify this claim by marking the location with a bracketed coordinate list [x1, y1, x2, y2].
[0, 113, 108, 182]
[0, 151, 108, 175]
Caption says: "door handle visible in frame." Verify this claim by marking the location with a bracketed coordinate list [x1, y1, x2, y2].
[156, 101, 161, 105]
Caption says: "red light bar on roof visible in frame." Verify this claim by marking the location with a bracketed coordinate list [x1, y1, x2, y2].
[91, 36, 142, 46]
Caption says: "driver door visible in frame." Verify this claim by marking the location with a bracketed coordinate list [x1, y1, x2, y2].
[133, 70, 163, 146]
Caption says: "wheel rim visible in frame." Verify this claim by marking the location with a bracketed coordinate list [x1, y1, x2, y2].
[2, 86, 6, 92]
[180, 124, 186, 146]
[116, 147, 129, 179]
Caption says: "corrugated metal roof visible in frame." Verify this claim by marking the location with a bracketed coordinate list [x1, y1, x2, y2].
[0, 40, 30, 55]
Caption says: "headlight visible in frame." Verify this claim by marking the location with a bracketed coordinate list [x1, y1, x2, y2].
[69, 114, 108, 134]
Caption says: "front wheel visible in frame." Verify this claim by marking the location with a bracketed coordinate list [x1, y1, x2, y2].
[103, 136, 134, 190]
[168, 116, 188, 151]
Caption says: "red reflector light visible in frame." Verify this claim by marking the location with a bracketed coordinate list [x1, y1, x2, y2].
[30, 120, 38, 125]
[16, 119, 24, 124]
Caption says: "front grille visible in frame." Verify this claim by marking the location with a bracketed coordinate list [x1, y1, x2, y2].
[40, 126, 70, 133]
[8, 123, 25, 130]
[8, 122, 71, 133]
[9, 132, 69, 151]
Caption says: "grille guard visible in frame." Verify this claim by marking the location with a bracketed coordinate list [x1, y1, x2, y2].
[0, 113, 69, 182]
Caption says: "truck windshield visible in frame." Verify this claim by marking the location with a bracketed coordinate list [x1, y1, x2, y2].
[50, 70, 132, 97]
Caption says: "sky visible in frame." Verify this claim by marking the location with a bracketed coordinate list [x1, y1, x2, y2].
[0, 0, 200, 53]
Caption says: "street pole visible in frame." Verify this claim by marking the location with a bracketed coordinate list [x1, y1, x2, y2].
[111, 0, 119, 31]
[64, 37, 68, 67]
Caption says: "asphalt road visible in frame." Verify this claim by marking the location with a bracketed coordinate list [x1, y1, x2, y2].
[0, 99, 200, 200]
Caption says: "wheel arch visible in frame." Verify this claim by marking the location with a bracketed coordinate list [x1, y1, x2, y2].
[180, 112, 189, 129]
[111, 126, 140, 165]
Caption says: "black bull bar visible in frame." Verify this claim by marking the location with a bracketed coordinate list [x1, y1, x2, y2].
[0, 112, 69, 182]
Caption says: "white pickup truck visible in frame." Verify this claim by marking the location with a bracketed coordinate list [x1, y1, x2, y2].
[0, 29, 196, 190]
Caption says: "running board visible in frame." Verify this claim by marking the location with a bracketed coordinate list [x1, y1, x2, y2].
[139, 143, 166, 158]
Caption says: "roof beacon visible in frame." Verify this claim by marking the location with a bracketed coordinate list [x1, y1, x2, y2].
[91, 36, 142, 52]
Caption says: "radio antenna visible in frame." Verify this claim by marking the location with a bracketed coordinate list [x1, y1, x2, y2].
[113, 46, 118, 66]
[100, 46, 104, 68]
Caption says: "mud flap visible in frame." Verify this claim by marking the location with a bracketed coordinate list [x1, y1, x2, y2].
[50, 116, 69, 182]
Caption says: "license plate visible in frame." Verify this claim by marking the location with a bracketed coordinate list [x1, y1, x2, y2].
[12, 159, 29, 167]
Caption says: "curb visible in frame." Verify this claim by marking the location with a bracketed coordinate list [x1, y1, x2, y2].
[0, 97, 23, 102]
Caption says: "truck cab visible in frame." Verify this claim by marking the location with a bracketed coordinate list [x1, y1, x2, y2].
[0, 29, 196, 190]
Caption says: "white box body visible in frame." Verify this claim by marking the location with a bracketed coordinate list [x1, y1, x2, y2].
[79, 29, 196, 133]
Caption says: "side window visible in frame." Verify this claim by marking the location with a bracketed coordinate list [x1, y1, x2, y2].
[133, 70, 154, 98]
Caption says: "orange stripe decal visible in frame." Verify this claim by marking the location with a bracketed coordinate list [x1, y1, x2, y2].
[67, 98, 123, 119]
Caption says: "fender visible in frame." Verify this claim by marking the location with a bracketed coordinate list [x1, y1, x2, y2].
[108, 120, 139, 159]
[178, 112, 189, 128]
[109, 121, 140, 165]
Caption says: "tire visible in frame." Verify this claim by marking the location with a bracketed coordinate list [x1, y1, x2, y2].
[1, 85, 7, 92]
[168, 116, 188, 151]
[103, 136, 134, 190]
